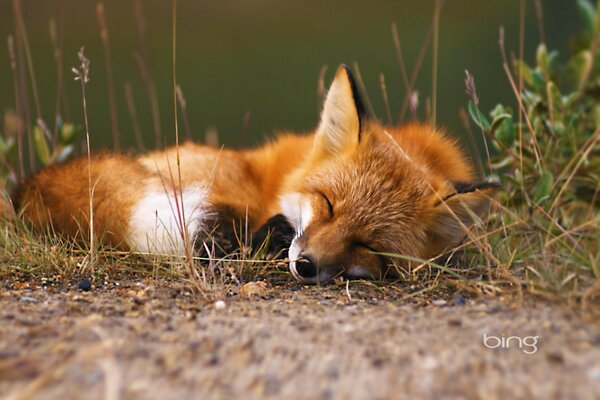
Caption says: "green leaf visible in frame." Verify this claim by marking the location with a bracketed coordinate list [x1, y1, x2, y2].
[546, 81, 563, 114]
[513, 59, 534, 87]
[577, 0, 595, 35]
[33, 126, 51, 166]
[567, 50, 592, 89]
[492, 115, 515, 148]
[536, 44, 549, 75]
[531, 69, 546, 92]
[0, 136, 15, 157]
[533, 171, 554, 203]
[468, 101, 490, 132]
[60, 123, 78, 144]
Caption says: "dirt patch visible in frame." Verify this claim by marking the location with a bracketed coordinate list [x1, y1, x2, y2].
[1, 279, 599, 400]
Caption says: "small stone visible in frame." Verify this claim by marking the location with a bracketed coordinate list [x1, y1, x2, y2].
[432, 299, 447, 306]
[20, 296, 37, 304]
[239, 281, 268, 298]
[452, 293, 467, 306]
[79, 279, 92, 291]
[214, 300, 226, 310]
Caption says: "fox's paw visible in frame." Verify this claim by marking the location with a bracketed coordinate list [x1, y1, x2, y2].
[251, 214, 294, 258]
[193, 205, 242, 260]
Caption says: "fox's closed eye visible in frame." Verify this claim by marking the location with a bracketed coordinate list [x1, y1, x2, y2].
[318, 191, 334, 217]
[353, 240, 378, 253]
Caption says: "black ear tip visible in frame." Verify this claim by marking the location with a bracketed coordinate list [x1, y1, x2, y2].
[452, 181, 501, 194]
[336, 64, 368, 121]
[340, 64, 353, 77]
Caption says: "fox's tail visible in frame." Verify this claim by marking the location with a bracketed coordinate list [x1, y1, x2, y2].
[14, 153, 152, 248]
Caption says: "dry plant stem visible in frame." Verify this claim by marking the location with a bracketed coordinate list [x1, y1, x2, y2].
[379, 73, 393, 124]
[96, 3, 121, 152]
[133, 52, 162, 148]
[398, 26, 433, 123]
[13, 4, 34, 172]
[7, 36, 24, 182]
[464, 71, 493, 176]
[552, 127, 600, 192]
[133, 1, 162, 148]
[12, 0, 42, 122]
[351, 62, 375, 117]
[124, 83, 145, 151]
[171, 0, 201, 296]
[317, 64, 328, 112]
[499, 27, 544, 174]
[391, 22, 410, 102]
[544, 214, 600, 250]
[73, 48, 95, 272]
[549, 127, 600, 214]
[13, 0, 51, 169]
[458, 107, 485, 177]
[49, 14, 65, 146]
[431, 0, 443, 126]
[518, 1, 525, 187]
[176, 85, 192, 141]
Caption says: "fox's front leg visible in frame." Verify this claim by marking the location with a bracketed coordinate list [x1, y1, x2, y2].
[194, 206, 293, 259]
[251, 214, 295, 258]
[193, 204, 244, 258]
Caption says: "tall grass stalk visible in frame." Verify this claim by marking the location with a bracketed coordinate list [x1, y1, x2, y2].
[96, 3, 121, 151]
[72, 47, 95, 272]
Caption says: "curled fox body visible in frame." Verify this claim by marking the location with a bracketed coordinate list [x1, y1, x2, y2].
[15, 66, 496, 283]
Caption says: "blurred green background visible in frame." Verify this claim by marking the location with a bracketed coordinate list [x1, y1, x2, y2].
[0, 0, 581, 155]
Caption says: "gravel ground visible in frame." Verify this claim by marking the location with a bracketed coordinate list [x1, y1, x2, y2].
[1, 279, 599, 400]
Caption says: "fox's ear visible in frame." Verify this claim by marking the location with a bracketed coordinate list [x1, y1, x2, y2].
[426, 181, 499, 256]
[315, 65, 368, 154]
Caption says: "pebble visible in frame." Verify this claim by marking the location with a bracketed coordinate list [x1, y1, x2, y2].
[78, 279, 92, 292]
[214, 300, 226, 310]
[20, 296, 37, 304]
[452, 293, 467, 306]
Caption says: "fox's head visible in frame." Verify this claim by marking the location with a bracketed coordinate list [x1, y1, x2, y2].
[280, 65, 497, 284]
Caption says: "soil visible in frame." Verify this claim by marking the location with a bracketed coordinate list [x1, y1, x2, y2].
[1, 278, 600, 400]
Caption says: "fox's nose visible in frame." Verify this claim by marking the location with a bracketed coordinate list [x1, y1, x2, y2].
[296, 255, 318, 279]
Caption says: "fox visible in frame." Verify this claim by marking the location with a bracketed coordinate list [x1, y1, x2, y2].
[14, 65, 497, 284]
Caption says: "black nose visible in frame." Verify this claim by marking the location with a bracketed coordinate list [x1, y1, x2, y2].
[296, 255, 318, 279]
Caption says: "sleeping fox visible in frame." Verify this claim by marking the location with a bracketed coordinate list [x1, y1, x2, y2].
[15, 65, 497, 284]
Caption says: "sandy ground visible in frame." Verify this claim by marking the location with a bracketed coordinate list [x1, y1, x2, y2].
[1, 278, 600, 400]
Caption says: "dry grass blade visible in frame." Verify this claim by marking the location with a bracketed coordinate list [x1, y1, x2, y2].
[431, 0, 444, 126]
[176, 84, 192, 141]
[72, 47, 95, 273]
[351, 62, 375, 117]
[499, 26, 544, 174]
[124, 83, 145, 151]
[379, 73, 393, 124]
[96, 2, 121, 151]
